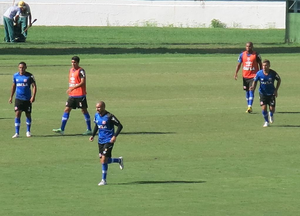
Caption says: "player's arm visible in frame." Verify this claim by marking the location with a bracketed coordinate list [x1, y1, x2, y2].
[30, 81, 37, 103]
[89, 123, 98, 142]
[9, 83, 16, 104]
[249, 80, 258, 91]
[234, 62, 242, 80]
[234, 54, 243, 80]
[274, 73, 281, 97]
[110, 115, 123, 143]
[257, 53, 262, 70]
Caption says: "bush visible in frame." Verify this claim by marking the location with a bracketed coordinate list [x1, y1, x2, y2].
[210, 19, 227, 28]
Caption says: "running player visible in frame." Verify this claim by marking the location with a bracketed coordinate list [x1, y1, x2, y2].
[250, 59, 281, 127]
[234, 42, 262, 113]
[89, 101, 124, 186]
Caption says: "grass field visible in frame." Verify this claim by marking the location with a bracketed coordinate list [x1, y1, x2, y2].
[1, 27, 300, 215]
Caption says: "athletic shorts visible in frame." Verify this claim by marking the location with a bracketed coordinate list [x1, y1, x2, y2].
[98, 143, 114, 158]
[66, 96, 88, 109]
[259, 93, 276, 107]
[14, 99, 32, 113]
[243, 78, 254, 91]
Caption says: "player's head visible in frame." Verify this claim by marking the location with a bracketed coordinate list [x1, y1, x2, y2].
[18, 62, 27, 74]
[96, 101, 106, 115]
[71, 56, 80, 68]
[245, 42, 253, 53]
[262, 59, 270, 72]
[72, 56, 80, 63]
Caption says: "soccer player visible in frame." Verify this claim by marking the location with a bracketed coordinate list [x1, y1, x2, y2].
[89, 101, 124, 186]
[9, 62, 37, 138]
[250, 59, 281, 127]
[234, 42, 262, 113]
[53, 56, 92, 135]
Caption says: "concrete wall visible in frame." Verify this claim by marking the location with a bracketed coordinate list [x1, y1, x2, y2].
[0, 0, 286, 29]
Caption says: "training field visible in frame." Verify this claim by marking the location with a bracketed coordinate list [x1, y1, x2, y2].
[1, 27, 300, 215]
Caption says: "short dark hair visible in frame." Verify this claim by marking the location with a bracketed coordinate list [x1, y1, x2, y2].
[72, 56, 80, 63]
[19, 62, 27, 67]
[263, 59, 270, 65]
[246, 42, 253, 46]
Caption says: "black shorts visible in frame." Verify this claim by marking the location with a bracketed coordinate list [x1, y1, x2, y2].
[243, 78, 254, 91]
[14, 99, 32, 113]
[98, 143, 114, 158]
[259, 93, 276, 107]
[66, 96, 88, 109]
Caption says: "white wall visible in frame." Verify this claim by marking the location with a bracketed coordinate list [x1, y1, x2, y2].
[0, 0, 286, 29]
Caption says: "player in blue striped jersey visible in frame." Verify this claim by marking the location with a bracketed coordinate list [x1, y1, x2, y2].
[250, 59, 281, 127]
[89, 101, 123, 186]
[9, 62, 37, 138]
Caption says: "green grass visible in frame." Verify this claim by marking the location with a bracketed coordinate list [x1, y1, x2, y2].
[1, 27, 300, 215]
[1, 26, 298, 54]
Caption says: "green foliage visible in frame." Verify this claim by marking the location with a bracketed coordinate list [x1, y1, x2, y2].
[143, 20, 158, 27]
[0, 27, 300, 216]
[210, 19, 227, 28]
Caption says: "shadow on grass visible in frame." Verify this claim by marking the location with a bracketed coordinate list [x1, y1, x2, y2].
[1, 46, 300, 55]
[116, 180, 206, 185]
[277, 112, 300, 114]
[0, 117, 13, 120]
[121, 132, 175, 135]
[33, 133, 85, 137]
[32, 131, 174, 137]
[272, 125, 300, 128]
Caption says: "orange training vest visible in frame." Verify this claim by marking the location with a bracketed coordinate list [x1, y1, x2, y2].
[68, 67, 86, 97]
[241, 51, 259, 79]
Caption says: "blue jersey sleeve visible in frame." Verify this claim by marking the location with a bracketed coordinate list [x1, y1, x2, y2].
[274, 72, 281, 81]
[253, 71, 261, 81]
[12, 73, 17, 84]
[237, 53, 243, 63]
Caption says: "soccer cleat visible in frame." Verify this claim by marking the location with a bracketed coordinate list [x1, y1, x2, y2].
[26, 131, 31, 137]
[246, 107, 252, 113]
[82, 130, 92, 136]
[98, 179, 107, 186]
[269, 113, 274, 124]
[12, 133, 19, 138]
[119, 157, 124, 170]
[263, 122, 269, 127]
[53, 128, 64, 135]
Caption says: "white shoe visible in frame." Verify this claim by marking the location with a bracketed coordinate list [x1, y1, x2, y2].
[12, 133, 19, 138]
[26, 131, 31, 137]
[263, 122, 269, 127]
[98, 179, 107, 186]
[269, 113, 274, 124]
[119, 157, 124, 170]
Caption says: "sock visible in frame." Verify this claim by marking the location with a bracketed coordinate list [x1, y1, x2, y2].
[60, 112, 69, 131]
[245, 91, 250, 106]
[83, 112, 91, 131]
[26, 117, 32, 132]
[248, 90, 254, 107]
[102, 163, 108, 180]
[269, 111, 273, 118]
[107, 158, 120, 164]
[15, 118, 20, 134]
[262, 110, 268, 122]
